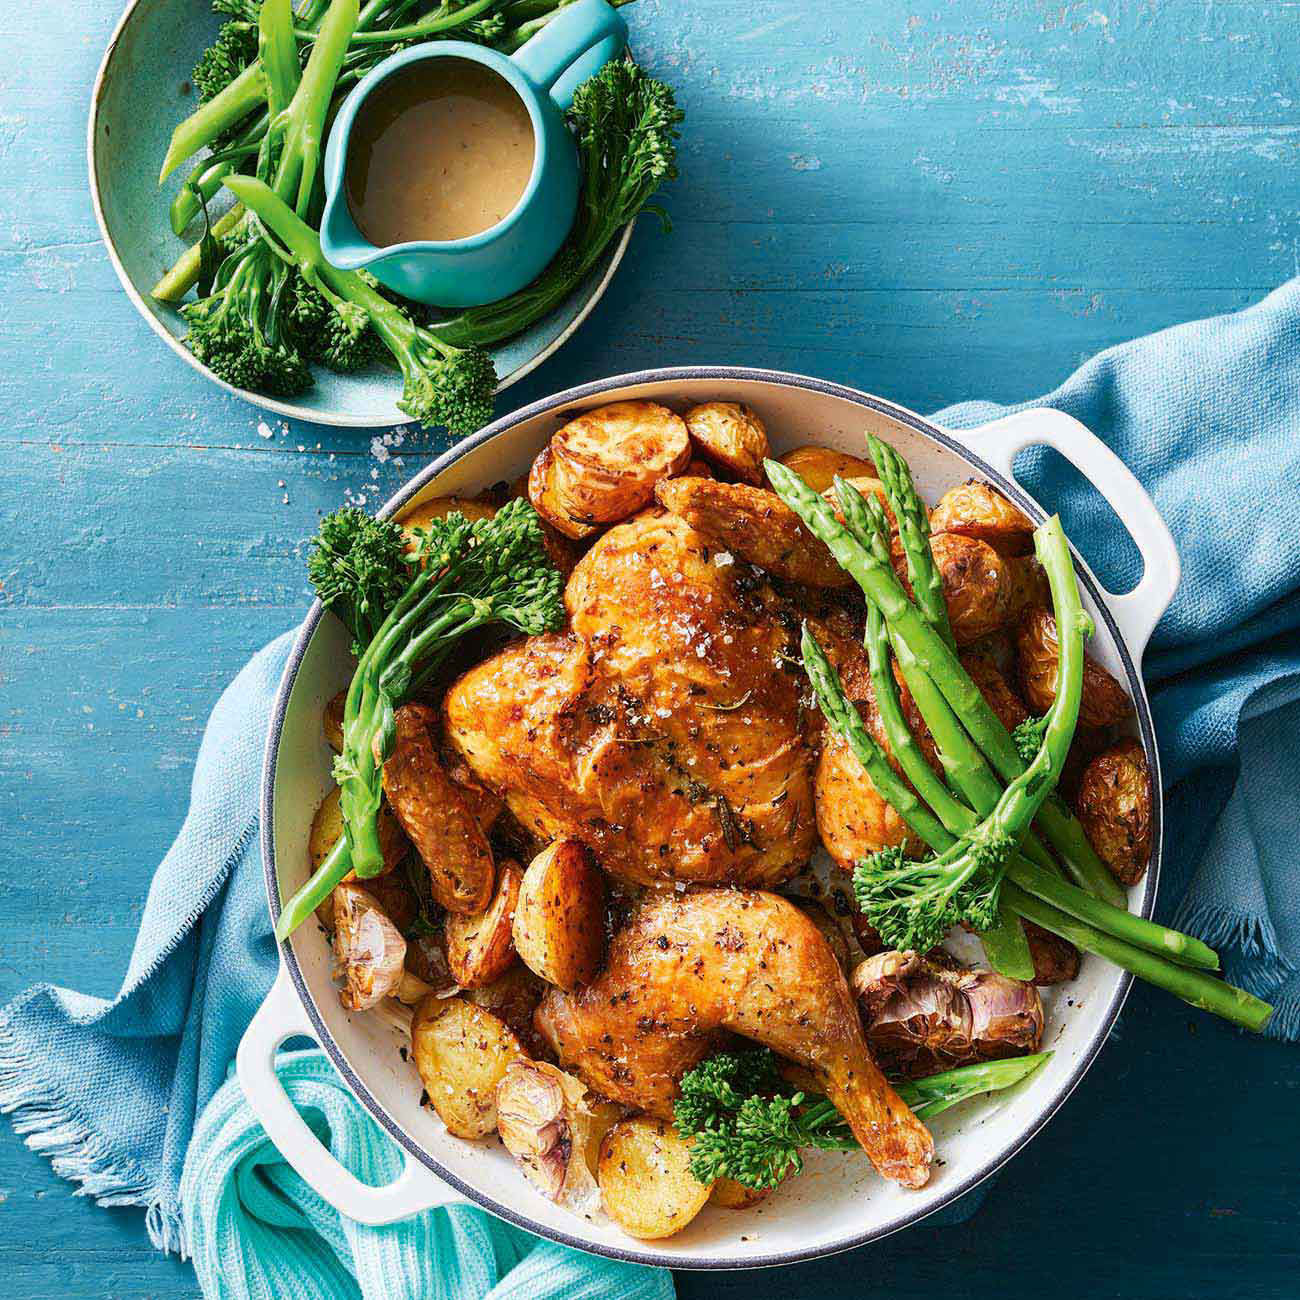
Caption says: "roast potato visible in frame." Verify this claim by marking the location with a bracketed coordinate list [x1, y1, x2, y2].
[513, 840, 606, 991]
[383, 703, 495, 914]
[496, 1060, 602, 1211]
[680, 457, 716, 479]
[1022, 920, 1081, 986]
[323, 690, 346, 753]
[464, 965, 550, 1058]
[410, 995, 525, 1139]
[597, 1117, 711, 1240]
[1074, 737, 1153, 885]
[309, 787, 412, 931]
[654, 476, 851, 589]
[446, 860, 523, 988]
[397, 494, 497, 552]
[527, 445, 600, 541]
[331, 881, 408, 1011]
[930, 481, 1035, 555]
[709, 1178, 771, 1210]
[546, 400, 691, 528]
[816, 711, 924, 871]
[899, 533, 1013, 646]
[683, 401, 769, 484]
[776, 444, 876, 494]
[1015, 607, 1134, 729]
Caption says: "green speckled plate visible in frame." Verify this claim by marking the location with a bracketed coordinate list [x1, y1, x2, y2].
[89, 0, 631, 428]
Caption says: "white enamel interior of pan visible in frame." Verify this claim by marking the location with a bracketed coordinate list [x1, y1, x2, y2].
[268, 373, 1155, 1268]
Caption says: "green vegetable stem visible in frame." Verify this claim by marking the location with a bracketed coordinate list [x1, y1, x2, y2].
[274, 498, 564, 941]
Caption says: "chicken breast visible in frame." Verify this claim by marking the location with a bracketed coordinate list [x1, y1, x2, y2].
[444, 511, 820, 888]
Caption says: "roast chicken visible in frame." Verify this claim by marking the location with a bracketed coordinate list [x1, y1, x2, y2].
[537, 888, 935, 1188]
[445, 507, 821, 888]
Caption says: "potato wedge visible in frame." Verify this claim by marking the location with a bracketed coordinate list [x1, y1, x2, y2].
[410, 995, 525, 1139]
[528, 445, 599, 540]
[709, 1178, 772, 1210]
[497, 1060, 602, 1210]
[513, 840, 606, 991]
[654, 476, 851, 589]
[383, 703, 495, 914]
[684, 401, 769, 485]
[776, 444, 876, 494]
[597, 1117, 711, 1240]
[550, 400, 691, 526]
[446, 860, 523, 988]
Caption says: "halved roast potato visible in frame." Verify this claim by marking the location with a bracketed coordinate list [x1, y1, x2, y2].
[410, 995, 525, 1139]
[543, 400, 691, 529]
[930, 480, 1035, 555]
[684, 401, 769, 484]
[597, 1117, 711, 1240]
[513, 840, 606, 991]
[776, 444, 876, 493]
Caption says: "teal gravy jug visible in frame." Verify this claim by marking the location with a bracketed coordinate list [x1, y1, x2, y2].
[320, 0, 627, 307]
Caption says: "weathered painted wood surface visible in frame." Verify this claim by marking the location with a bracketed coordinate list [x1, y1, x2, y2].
[1, 0, 1297, 1294]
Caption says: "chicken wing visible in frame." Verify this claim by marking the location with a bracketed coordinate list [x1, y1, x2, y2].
[537, 888, 935, 1188]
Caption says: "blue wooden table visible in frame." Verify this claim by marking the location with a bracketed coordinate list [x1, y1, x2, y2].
[2, 1, 1297, 1294]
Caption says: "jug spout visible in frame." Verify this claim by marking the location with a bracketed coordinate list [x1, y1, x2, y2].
[319, 190, 382, 273]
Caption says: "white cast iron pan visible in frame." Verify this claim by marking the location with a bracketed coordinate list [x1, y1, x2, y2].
[241, 367, 1180, 1269]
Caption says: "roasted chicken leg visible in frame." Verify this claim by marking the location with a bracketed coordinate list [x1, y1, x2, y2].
[536, 888, 935, 1188]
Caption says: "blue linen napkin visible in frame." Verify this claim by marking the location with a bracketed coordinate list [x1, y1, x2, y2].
[3, 278, 1300, 1290]
[183, 1050, 669, 1300]
[936, 275, 1300, 1029]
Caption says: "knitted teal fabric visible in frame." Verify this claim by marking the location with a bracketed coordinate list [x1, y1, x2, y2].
[183, 1050, 671, 1300]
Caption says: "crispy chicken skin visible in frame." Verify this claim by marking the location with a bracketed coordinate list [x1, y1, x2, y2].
[654, 476, 851, 589]
[444, 511, 819, 888]
[536, 888, 935, 1188]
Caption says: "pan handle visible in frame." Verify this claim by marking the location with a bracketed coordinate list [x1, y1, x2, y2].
[947, 407, 1181, 656]
[236, 968, 463, 1225]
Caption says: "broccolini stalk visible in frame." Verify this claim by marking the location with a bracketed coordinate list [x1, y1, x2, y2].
[224, 175, 498, 434]
[841, 481, 1033, 979]
[769, 458, 1126, 907]
[429, 57, 682, 349]
[804, 621, 1219, 971]
[1002, 884, 1270, 1032]
[275, 499, 563, 941]
[676, 1047, 1052, 1190]
[850, 515, 1089, 950]
[866, 432, 956, 650]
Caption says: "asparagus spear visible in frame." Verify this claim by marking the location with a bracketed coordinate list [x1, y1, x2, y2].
[803, 526, 1221, 972]
[843, 482, 1060, 877]
[1002, 884, 1270, 1032]
[867, 431, 956, 650]
[850, 506, 1034, 978]
[770, 457, 1126, 906]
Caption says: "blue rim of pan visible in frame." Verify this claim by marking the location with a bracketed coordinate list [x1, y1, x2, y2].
[260, 365, 1160, 1270]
